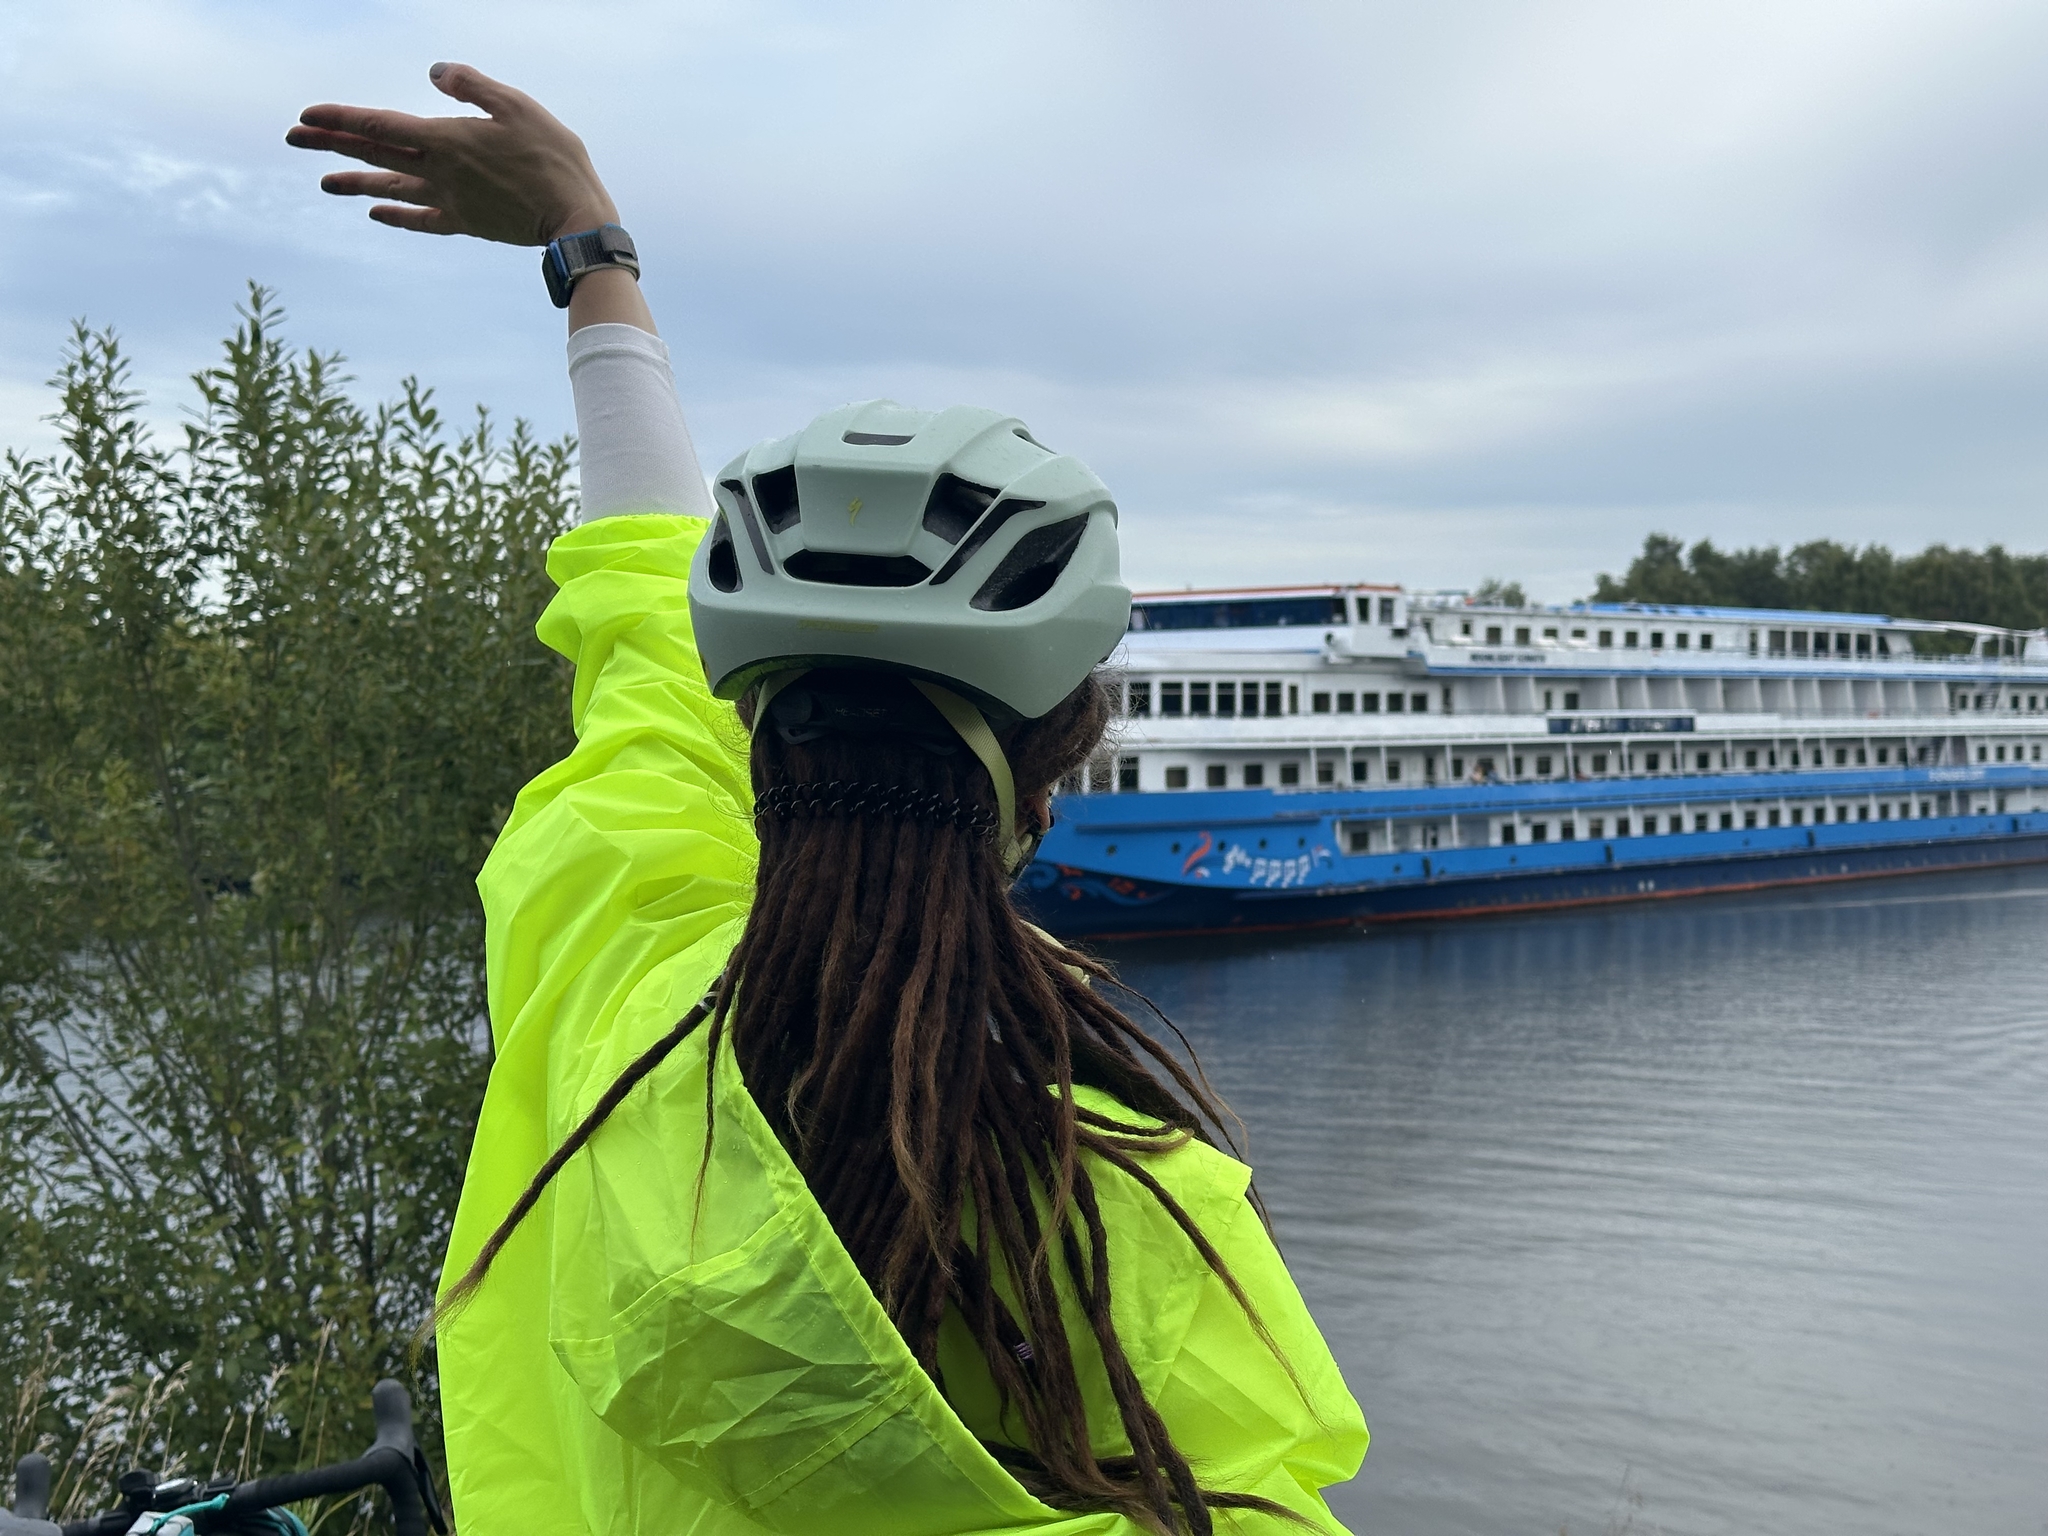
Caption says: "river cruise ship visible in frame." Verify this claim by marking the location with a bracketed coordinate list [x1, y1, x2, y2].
[1017, 584, 2048, 939]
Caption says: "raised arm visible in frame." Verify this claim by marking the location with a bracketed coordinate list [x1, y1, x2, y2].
[288, 63, 712, 520]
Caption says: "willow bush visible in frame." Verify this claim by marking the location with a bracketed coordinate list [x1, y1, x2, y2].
[0, 288, 577, 1501]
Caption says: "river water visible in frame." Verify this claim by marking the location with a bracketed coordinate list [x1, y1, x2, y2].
[1106, 866, 2048, 1536]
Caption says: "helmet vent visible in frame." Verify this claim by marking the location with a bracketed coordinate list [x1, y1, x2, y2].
[784, 550, 933, 588]
[970, 515, 1087, 611]
[751, 465, 802, 534]
[928, 497, 1046, 585]
[844, 430, 916, 446]
[706, 514, 742, 592]
[920, 474, 1000, 544]
[719, 478, 777, 572]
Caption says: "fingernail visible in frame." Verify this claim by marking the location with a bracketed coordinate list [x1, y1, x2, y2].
[429, 61, 449, 81]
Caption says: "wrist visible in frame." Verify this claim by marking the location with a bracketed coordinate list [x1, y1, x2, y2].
[549, 202, 619, 241]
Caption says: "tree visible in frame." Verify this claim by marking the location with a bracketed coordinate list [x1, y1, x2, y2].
[1471, 577, 1527, 607]
[0, 290, 577, 1512]
[1591, 533, 2048, 630]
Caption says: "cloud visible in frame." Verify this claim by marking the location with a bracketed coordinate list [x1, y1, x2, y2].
[4, 0, 2047, 598]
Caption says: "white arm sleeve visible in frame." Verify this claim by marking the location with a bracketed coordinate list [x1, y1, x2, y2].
[566, 322, 716, 522]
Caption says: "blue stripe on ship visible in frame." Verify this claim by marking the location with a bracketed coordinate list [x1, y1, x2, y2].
[1017, 766, 2048, 940]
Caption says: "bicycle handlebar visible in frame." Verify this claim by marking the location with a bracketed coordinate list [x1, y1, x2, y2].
[11, 1380, 444, 1536]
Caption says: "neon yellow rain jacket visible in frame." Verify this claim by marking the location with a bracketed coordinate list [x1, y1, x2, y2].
[438, 514, 1368, 1534]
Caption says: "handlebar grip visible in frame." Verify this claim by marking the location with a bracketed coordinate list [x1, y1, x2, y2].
[13, 1454, 53, 1521]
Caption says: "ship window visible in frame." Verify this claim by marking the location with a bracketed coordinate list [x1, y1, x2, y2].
[1559, 820, 1576, 840]
[1244, 763, 1265, 787]
[1544, 627, 1559, 640]
[1696, 752, 1710, 770]
[1588, 818, 1605, 837]
[1768, 808, 1781, 826]
[1645, 752, 1660, 771]
[1536, 755, 1553, 775]
[1743, 810, 1757, 828]
[1387, 760, 1403, 781]
[1768, 630, 1787, 656]
[1337, 692, 1356, 713]
[1128, 681, 1151, 717]
[1791, 633, 1808, 656]
[1676, 633, 1690, 650]
[1995, 744, 2006, 762]
[1452, 757, 1465, 779]
[1161, 683, 1184, 717]
[2033, 696, 2041, 711]
[1744, 750, 1758, 768]
[1700, 634, 1714, 651]
[1317, 759, 1335, 784]
[1348, 825, 1372, 852]
[1425, 756, 1438, 779]
[1856, 747, 1867, 765]
[1694, 814, 1709, 831]
[1118, 756, 1139, 791]
[1411, 693, 1429, 713]
[1165, 766, 1189, 789]
[1598, 630, 1614, 648]
[1288, 685, 1300, 714]
[1379, 597, 1397, 625]
[1460, 620, 1473, 636]
[1572, 628, 1588, 640]
[1387, 693, 1405, 714]
[1511, 756, 1524, 776]
[1530, 823, 1548, 842]
[1791, 807, 1804, 825]
[1856, 634, 1872, 655]
[1265, 682, 1284, 715]
[1360, 692, 1380, 712]
[1205, 765, 1226, 787]
[1352, 759, 1370, 782]
[1238, 681, 1259, 718]
[1616, 818, 1631, 837]
[1190, 683, 1211, 717]
[1592, 753, 1608, 773]
[1858, 805, 1871, 821]
[1624, 631, 1639, 648]
[1876, 746, 1888, 763]
[1312, 691, 1332, 714]
[1216, 681, 1236, 717]
[1720, 812, 1734, 829]
[1515, 627, 1531, 645]
[1500, 824, 1517, 844]
[1837, 806, 1851, 822]
[1879, 803, 1892, 819]
[1563, 691, 1580, 710]
[1486, 626, 1503, 644]
[1649, 631, 1664, 649]
[1279, 762, 1301, 786]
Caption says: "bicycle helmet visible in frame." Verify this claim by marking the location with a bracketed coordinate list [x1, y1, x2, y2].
[688, 400, 1130, 723]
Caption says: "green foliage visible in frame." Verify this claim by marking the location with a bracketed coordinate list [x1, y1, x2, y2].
[0, 289, 577, 1508]
[1591, 532, 2048, 634]
[1471, 577, 1528, 607]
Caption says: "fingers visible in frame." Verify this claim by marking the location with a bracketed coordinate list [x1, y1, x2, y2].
[428, 61, 531, 119]
[292, 102, 432, 151]
[368, 203, 464, 236]
[319, 170, 436, 205]
[287, 123, 425, 173]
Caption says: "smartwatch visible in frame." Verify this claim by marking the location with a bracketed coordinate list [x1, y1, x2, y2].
[542, 224, 640, 308]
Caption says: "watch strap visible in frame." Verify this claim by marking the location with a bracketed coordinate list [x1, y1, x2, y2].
[542, 224, 640, 309]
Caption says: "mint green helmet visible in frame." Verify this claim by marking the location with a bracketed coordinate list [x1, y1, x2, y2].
[689, 400, 1131, 722]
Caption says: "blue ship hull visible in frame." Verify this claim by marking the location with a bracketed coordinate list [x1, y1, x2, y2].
[1017, 768, 2048, 940]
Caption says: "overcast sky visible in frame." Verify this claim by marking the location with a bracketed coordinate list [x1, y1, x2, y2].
[4, 0, 2045, 598]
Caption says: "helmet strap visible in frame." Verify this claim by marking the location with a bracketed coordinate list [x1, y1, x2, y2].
[910, 681, 1026, 873]
[748, 669, 809, 733]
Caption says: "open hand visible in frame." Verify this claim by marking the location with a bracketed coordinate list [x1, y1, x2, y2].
[287, 64, 617, 245]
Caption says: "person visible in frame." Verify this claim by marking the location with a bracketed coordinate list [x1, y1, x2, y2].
[286, 64, 1366, 1536]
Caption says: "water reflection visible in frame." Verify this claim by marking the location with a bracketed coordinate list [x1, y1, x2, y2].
[1106, 868, 2048, 1536]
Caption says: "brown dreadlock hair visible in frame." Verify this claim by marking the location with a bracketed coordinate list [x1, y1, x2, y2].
[437, 670, 1310, 1536]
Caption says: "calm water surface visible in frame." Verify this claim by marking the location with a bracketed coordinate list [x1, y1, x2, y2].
[1106, 867, 2048, 1536]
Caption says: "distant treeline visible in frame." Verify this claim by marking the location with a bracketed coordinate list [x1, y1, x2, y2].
[1590, 534, 2048, 632]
